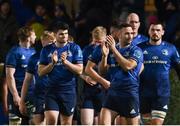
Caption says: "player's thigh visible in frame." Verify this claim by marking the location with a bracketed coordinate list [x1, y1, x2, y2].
[80, 108, 94, 125]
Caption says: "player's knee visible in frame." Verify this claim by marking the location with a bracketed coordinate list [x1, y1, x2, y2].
[151, 110, 166, 124]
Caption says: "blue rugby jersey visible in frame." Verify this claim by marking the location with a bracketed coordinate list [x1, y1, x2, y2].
[6, 45, 35, 92]
[83, 43, 101, 91]
[89, 44, 143, 97]
[108, 45, 143, 97]
[39, 42, 83, 90]
[26, 52, 49, 89]
[131, 34, 149, 46]
[138, 41, 180, 97]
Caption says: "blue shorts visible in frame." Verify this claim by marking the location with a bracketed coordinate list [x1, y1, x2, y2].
[140, 96, 169, 114]
[81, 84, 103, 112]
[45, 88, 76, 116]
[103, 93, 139, 118]
[33, 87, 47, 114]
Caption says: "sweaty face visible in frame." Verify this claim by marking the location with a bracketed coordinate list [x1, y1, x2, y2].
[149, 24, 164, 42]
[56, 30, 69, 43]
[120, 27, 134, 46]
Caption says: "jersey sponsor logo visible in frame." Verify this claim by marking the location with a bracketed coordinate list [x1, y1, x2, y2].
[144, 60, 167, 64]
[67, 51, 72, 57]
[152, 56, 158, 60]
[124, 51, 130, 57]
[162, 49, 168, 56]
[143, 50, 148, 54]
[21, 55, 26, 60]
[130, 109, 136, 114]
[133, 50, 142, 58]
[163, 105, 168, 109]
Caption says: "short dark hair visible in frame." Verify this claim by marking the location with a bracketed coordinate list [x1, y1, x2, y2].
[51, 21, 69, 32]
[118, 23, 132, 30]
[149, 22, 165, 30]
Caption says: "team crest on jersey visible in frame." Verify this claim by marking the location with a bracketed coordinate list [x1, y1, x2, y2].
[67, 51, 72, 57]
[143, 50, 148, 54]
[133, 50, 141, 58]
[21, 55, 26, 60]
[124, 51, 130, 57]
[162, 49, 168, 56]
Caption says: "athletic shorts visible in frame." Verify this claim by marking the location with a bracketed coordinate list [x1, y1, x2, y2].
[140, 96, 169, 114]
[45, 88, 76, 116]
[81, 84, 103, 112]
[103, 93, 139, 118]
[33, 88, 46, 114]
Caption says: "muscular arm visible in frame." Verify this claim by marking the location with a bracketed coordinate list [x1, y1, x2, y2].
[85, 60, 110, 89]
[21, 72, 33, 101]
[6, 67, 20, 106]
[20, 72, 33, 115]
[98, 55, 109, 76]
[2, 77, 8, 115]
[106, 35, 137, 71]
[63, 61, 83, 75]
[98, 42, 110, 76]
[38, 63, 55, 76]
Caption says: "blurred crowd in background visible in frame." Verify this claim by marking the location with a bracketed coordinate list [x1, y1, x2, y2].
[0, 0, 179, 63]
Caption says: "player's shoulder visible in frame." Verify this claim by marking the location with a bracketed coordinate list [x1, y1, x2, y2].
[67, 42, 82, 52]
[162, 41, 176, 48]
[137, 40, 149, 48]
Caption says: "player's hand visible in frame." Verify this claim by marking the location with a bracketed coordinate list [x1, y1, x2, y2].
[106, 35, 116, 49]
[51, 50, 58, 65]
[101, 41, 109, 57]
[85, 76, 97, 86]
[61, 51, 68, 64]
[102, 80, 111, 89]
[13, 94, 21, 106]
[19, 100, 27, 116]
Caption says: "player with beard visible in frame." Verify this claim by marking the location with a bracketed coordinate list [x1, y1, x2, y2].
[138, 23, 180, 125]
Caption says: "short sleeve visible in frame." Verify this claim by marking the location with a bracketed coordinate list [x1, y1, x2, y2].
[88, 45, 102, 64]
[6, 49, 17, 68]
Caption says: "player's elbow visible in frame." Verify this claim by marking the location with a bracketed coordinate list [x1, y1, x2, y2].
[38, 67, 45, 77]
[122, 65, 135, 71]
